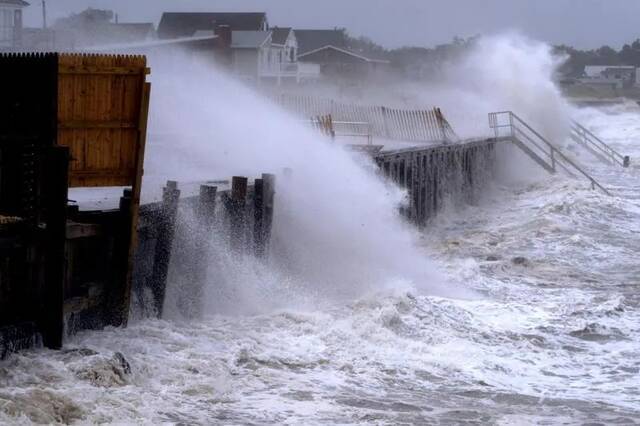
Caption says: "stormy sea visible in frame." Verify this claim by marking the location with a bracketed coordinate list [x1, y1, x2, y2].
[1, 33, 640, 424]
[1, 98, 639, 425]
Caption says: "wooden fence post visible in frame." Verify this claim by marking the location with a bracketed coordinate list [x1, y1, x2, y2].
[228, 176, 248, 252]
[41, 146, 69, 350]
[150, 180, 180, 317]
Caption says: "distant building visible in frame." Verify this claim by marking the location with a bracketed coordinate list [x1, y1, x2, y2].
[230, 29, 319, 84]
[0, 0, 28, 51]
[582, 65, 638, 89]
[230, 30, 273, 80]
[156, 12, 320, 84]
[295, 29, 389, 80]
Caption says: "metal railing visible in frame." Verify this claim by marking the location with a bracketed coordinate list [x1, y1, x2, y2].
[333, 120, 373, 144]
[489, 111, 610, 195]
[307, 117, 373, 145]
[570, 121, 630, 167]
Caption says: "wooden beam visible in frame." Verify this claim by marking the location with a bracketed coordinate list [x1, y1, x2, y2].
[58, 120, 137, 129]
[59, 65, 151, 75]
[65, 222, 102, 240]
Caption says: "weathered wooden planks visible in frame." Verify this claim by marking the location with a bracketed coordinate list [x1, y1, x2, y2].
[57, 54, 149, 188]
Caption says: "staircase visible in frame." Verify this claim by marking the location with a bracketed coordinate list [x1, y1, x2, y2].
[489, 111, 610, 195]
[570, 121, 630, 168]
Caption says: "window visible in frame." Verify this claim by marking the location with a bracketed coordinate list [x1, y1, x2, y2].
[1, 9, 14, 27]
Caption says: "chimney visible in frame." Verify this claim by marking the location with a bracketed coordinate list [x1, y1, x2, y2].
[214, 24, 231, 50]
[214, 24, 232, 66]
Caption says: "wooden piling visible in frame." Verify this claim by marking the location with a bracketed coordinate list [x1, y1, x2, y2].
[103, 188, 134, 327]
[150, 180, 180, 317]
[253, 178, 266, 257]
[41, 146, 69, 350]
[192, 185, 217, 317]
[228, 176, 248, 252]
[198, 185, 218, 230]
[262, 173, 276, 255]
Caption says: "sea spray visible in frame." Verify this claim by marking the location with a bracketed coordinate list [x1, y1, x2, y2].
[142, 52, 463, 317]
[408, 34, 576, 185]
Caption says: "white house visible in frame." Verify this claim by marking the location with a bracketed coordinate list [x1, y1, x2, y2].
[0, 0, 28, 51]
[231, 29, 319, 85]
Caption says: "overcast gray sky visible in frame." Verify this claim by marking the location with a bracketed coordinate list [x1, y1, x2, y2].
[24, 0, 640, 49]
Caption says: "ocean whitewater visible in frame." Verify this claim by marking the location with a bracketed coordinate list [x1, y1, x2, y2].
[1, 102, 639, 425]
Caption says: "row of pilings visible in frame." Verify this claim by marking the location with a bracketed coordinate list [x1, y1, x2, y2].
[132, 175, 276, 319]
[374, 139, 498, 226]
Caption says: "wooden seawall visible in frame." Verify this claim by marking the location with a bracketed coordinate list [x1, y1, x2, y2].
[374, 138, 502, 226]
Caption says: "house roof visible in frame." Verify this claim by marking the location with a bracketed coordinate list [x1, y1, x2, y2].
[231, 31, 271, 49]
[298, 45, 390, 64]
[0, 0, 29, 6]
[271, 27, 292, 46]
[295, 29, 346, 54]
[158, 12, 267, 39]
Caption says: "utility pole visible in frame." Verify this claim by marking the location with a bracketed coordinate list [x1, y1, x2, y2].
[42, 0, 47, 29]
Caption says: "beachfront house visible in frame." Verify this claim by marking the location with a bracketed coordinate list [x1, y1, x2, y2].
[230, 30, 274, 81]
[230, 28, 319, 84]
[157, 12, 318, 84]
[295, 29, 390, 80]
[0, 0, 28, 51]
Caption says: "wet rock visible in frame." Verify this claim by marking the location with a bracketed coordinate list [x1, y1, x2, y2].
[71, 352, 132, 387]
[569, 323, 628, 342]
[486, 255, 500, 261]
[0, 389, 84, 424]
[511, 256, 529, 266]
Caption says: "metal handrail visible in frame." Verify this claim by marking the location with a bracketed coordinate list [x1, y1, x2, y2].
[306, 119, 373, 145]
[489, 111, 611, 195]
[570, 121, 629, 167]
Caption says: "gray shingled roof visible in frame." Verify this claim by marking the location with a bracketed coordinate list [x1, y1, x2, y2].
[231, 31, 271, 49]
[0, 0, 30, 6]
[158, 12, 267, 39]
[271, 27, 292, 46]
[295, 29, 346, 54]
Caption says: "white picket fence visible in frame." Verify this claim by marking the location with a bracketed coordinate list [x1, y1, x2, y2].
[273, 94, 458, 143]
